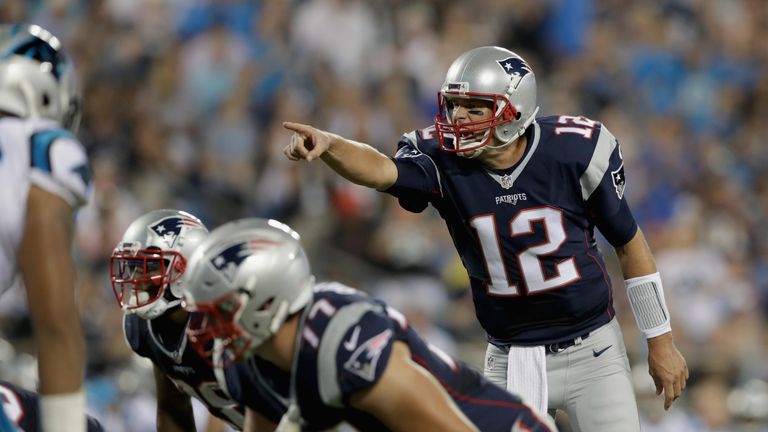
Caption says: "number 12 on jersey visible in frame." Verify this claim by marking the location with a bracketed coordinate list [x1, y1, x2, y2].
[470, 207, 580, 296]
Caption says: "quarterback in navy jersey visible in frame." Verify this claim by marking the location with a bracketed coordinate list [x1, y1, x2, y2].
[112, 210, 279, 430]
[0, 381, 104, 431]
[283, 46, 688, 431]
[182, 218, 554, 432]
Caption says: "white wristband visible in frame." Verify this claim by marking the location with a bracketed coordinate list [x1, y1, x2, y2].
[625, 272, 672, 339]
[40, 390, 86, 432]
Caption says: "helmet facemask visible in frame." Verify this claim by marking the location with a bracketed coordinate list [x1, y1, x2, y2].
[434, 46, 540, 158]
[185, 292, 255, 367]
[110, 210, 208, 320]
[110, 245, 186, 319]
[434, 91, 519, 158]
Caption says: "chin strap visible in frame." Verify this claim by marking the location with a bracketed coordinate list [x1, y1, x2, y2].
[625, 272, 672, 339]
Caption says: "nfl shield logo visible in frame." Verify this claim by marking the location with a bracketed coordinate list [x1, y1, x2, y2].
[501, 174, 514, 189]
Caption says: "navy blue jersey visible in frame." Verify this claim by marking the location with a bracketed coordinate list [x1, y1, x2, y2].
[224, 283, 551, 431]
[0, 381, 103, 432]
[386, 116, 638, 345]
[123, 313, 248, 429]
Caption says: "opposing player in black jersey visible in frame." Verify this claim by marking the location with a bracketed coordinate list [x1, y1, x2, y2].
[111, 209, 282, 431]
[282, 46, 688, 431]
[181, 218, 554, 432]
[0, 381, 104, 431]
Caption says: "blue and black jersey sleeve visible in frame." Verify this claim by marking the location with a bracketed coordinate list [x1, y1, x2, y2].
[579, 125, 638, 246]
[385, 131, 442, 213]
[316, 304, 396, 407]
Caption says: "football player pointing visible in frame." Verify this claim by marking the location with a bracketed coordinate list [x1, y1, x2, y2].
[0, 24, 89, 432]
[283, 46, 688, 431]
[181, 218, 554, 432]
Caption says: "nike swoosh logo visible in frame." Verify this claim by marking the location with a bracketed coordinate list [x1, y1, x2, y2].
[343, 326, 361, 351]
[593, 345, 612, 357]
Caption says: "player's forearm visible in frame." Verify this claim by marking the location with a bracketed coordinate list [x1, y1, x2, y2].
[351, 343, 478, 432]
[35, 320, 85, 393]
[245, 409, 277, 432]
[155, 369, 197, 432]
[615, 228, 675, 339]
[157, 408, 197, 432]
[614, 228, 657, 278]
[321, 134, 398, 190]
[21, 187, 85, 394]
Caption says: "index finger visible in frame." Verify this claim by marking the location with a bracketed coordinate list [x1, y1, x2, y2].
[283, 121, 313, 135]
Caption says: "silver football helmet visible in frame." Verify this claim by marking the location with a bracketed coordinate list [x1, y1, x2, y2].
[110, 210, 208, 320]
[434, 46, 539, 158]
[182, 218, 314, 364]
[0, 24, 81, 131]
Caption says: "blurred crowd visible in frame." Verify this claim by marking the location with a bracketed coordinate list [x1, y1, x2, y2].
[1, 0, 768, 430]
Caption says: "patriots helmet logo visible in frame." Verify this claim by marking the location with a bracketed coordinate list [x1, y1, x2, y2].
[150, 216, 203, 248]
[343, 329, 393, 382]
[210, 240, 280, 283]
[497, 57, 532, 79]
[611, 164, 626, 199]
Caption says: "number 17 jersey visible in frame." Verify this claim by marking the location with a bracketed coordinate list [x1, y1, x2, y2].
[386, 116, 638, 346]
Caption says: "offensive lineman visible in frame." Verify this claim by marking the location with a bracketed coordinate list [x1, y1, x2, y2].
[182, 218, 554, 432]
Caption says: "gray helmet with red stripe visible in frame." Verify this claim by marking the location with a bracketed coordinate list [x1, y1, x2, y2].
[434, 46, 538, 158]
[182, 218, 314, 363]
[110, 210, 208, 320]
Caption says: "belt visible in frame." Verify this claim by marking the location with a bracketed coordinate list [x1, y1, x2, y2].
[545, 332, 591, 355]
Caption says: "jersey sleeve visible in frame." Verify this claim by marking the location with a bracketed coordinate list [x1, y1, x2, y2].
[579, 124, 638, 246]
[28, 129, 92, 208]
[384, 130, 442, 213]
[316, 303, 395, 407]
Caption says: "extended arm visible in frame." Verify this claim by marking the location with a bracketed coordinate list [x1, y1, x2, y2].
[19, 185, 86, 432]
[349, 341, 478, 432]
[614, 228, 689, 409]
[243, 408, 278, 432]
[154, 366, 196, 432]
[283, 122, 398, 190]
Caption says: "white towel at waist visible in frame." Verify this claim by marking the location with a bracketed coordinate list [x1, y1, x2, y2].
[507, 345, 547, 415]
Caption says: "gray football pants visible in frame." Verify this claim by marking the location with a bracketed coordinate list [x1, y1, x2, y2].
[484, 318, 640, 432]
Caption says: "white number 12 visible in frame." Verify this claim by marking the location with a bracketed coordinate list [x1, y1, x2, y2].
[470, 207, 580, 296]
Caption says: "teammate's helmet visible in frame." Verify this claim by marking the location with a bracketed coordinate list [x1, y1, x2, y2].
[110, 210, 208, 320]
[0, 24, 81, 131]
[434, 46, 538, 158]
[182, 218, 314, 365]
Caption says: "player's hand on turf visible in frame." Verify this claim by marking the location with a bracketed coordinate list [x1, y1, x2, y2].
[647, 332, 689, 410]
[283, 122, 331, 162]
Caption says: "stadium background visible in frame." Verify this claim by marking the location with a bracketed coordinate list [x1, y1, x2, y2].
[1, 0, 767, 430]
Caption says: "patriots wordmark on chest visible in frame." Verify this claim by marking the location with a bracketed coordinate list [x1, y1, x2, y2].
[495, 193, 527, 206]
